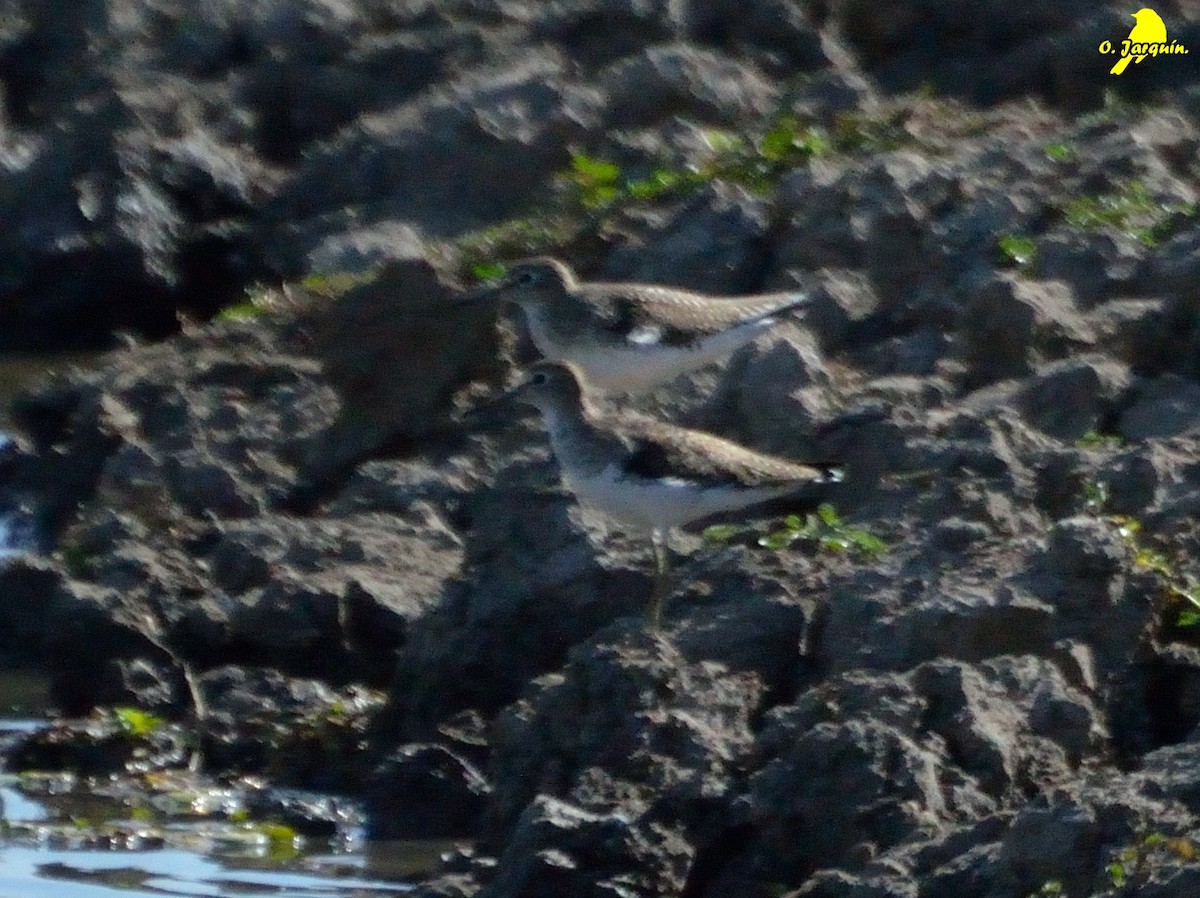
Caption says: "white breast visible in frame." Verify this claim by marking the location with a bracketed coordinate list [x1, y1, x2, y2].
[529, 315, 775, 395]
[563, 464, 793, 533]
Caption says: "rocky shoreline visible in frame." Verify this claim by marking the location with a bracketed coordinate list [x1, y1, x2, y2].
[4, 2, 1200, 896]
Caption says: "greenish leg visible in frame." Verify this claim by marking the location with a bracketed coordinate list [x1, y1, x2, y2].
[648, 529, 671, 629]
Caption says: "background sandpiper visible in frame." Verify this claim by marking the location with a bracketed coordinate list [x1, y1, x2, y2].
[471, 257, 812, 395]
[495, 360, 843, 624]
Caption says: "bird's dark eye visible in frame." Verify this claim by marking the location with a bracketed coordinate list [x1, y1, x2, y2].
[516, 270, 538, 286]
[530, 371, 549, 385]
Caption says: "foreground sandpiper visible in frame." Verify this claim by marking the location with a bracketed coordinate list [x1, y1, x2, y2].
[472, 257, 812, 395]
[497, 360, 843, 624]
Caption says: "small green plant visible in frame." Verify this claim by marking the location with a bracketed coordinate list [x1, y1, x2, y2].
[1108, 859, 1128, 889]
[702, 524, 744, 543]
[563, 115, 832, 214]
[298, 269, 378, 299]
[1104, 832, 1200, 891]
[569, 153, 625, 208]
[829, 109, 910, 154]
[1063, 181, 1198, 247]
[706, 505, 886, 558]
[214, 300, 263, 322]
[1076, 431, 1124, 450]
[1044, 143, 1075, 162]
[567, 152, 705, 208]
[259, 821, 299, 851]
[214, 283, 275, 322]
[758, 117, 830, 164]
[1083, 486, 1200, 629]
[452, 214, 571, 277]
[1168, 581, 1200, 627]
[997, 234, 1038, 267]
[1030, 882, 1064, 898]
[214, 268, 379, 318]
[470, 261, 508, 281]
[1082, 480, 1110, 512]
[112, 706, 165, 738]
[760, 504, 888, 555]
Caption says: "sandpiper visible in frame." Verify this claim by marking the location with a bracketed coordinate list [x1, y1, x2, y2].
[471, 257, 811, 395]
[496, 360, 843, 625]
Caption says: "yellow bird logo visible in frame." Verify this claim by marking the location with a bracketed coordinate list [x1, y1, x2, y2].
[1110, 8, 1168, 75]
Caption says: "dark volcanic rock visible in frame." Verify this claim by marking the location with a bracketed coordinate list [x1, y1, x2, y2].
[3, 0, 1191, 350]
[5, 3, 1200, 898]
[478, 628, 765, 897]
[366, 743, 491, 840]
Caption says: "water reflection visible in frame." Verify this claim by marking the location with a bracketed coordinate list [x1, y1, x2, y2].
[0, 353, 440, 896]
[0, 776, 436, 898]
[0, 847, 417, 897]
[0, 672, 51, 718]
[0, 352, 106, 433]
[0, 690, 436, 898]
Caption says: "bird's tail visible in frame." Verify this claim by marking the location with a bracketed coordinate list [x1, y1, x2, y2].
[743, 291, 812, 323]
[811, 464, 845, 484]
[1110, 55, 1133, 75]
[774, 291, 813, 317]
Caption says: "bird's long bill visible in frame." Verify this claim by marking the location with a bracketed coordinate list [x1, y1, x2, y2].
[452, 281, 505, 306]
[460, 377, 533, 425]
[459, 265, 521, 304]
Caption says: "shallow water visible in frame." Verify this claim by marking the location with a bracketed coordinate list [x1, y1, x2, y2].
[0, 844, 423, 898]
[0, 351, 102, 558]
[0, 357, 448, 896]
[0, 352, 104, 432]
[0, 683, 440, 898]
[0, 515, 29, 560]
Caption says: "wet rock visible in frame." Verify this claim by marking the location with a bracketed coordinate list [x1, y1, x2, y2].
[366, 743, 491, 840]
[6, 6, 1200, 897]
[242, 787, 365, 838]
[199, 666, 385, 789]
[748, 701, 981, 879]
[5, 715, 191, 776]
[599, 183, 773, 294]
[1036, 234, 1143, 307]
[702, 332, 833, 455]
[1044, 516, 1127, 581]
[1016, 356, 1131, 441]
[798, 270, 880, 355]
[785, 871, 917, 898]
[598, 44, 777, 128]
[298, 258, 502, 486]
[259, 53, 589, 245]
[0, 556, 71, 665]
[483, 794, 693, 898]
[201, 511, 460, 681]
[823, 577, 1057, 674]
[958, 276, 1093, 386]
[1147, 229, 1200, 304]
[475, 629, 765, 894]
[1119, 376, 1200, 441]
[913, 657, 1106, 788]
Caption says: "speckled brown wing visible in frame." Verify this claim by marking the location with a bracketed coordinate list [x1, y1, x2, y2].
[616, 415, 839, 489]
[577, 284, 809, 346]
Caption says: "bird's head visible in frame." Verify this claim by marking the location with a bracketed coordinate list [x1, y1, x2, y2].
[502, 360, 586, 413]
[468, 257, 575, 308]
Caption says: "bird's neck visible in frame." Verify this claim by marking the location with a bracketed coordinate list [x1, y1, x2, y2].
[540, 397, 619, 477]
[521, 293, 589, 344]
